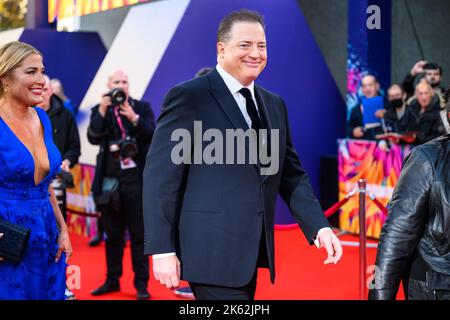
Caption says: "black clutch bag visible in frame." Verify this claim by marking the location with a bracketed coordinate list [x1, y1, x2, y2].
[0, 219, 31, 263]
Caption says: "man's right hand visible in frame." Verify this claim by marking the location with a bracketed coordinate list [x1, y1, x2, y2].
[410, 60, 428, 77]
[153, 255, 181, 289]
[0, 233, 4, 262]
[99, 93, 112, 117]
[353, 127, 365, 138]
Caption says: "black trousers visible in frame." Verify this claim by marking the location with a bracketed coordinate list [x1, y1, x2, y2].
[96, 216, 104, 239]
[188, 225, 268, 300]
[100, 180, 149, 290]
[189, 270, 258, 300]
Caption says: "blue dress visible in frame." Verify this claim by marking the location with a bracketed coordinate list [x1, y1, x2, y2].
[0, 107, 66, 300]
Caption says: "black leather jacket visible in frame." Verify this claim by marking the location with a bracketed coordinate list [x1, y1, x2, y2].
[369, 134, 450, 300]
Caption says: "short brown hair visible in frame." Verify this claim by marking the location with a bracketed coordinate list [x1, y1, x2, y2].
[217, 9, 265, 43]
[388, 83, 405, 95]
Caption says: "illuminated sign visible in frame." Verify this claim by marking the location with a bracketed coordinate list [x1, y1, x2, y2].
[48, 0, 151, 22]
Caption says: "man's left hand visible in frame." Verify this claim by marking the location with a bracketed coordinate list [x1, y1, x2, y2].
[119, 100, 138, 123]
[318, 229, 343, 264]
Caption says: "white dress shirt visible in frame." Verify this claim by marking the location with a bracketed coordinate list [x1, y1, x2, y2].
[215, 63, 260, 129]
[153, 65, 329, 260]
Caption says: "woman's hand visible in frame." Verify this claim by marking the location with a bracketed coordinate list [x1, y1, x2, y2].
[0, 233, 4, 262]
[56, 228, 72, 264]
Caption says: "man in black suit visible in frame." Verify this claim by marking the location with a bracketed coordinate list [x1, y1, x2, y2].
[143, 10, 342, 300]
[88, 70, 155, 299]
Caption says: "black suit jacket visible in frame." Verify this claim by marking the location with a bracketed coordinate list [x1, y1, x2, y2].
[143, 69, 329, 287]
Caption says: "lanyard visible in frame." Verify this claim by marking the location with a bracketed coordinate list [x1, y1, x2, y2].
[113, 106, 126, 140]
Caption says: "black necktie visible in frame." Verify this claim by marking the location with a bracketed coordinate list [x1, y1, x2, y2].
[239, 88, 261, 130]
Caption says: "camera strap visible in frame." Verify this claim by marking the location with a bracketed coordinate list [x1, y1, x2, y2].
[113, 106, 127, 140]
[112, 106, 137, 170]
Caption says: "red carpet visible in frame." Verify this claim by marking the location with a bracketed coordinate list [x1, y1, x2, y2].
[68, 227, 404, 300]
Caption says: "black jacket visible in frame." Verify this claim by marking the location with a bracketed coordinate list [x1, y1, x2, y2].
[46, 95, 81, 167]
[369, 134, 450, 300]
[405, 96, 443, 146]
[143, 69, 330, 287]
[87, 98, 155, 195]
[383, 106, 411, 134]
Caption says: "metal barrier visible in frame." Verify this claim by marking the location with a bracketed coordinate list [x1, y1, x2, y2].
[322, 178, 385, 300]
[358, 179, 367, 300]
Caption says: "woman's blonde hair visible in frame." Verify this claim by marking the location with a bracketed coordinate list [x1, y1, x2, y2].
[0, 41, 42, 99]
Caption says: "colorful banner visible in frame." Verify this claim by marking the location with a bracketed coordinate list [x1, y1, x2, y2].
[48, 0, 152, 22]
[66, 164, 98, 236]
[338, 139, 411, 238]
[344, 0, 393, 238]
[347, 0, 391, 115]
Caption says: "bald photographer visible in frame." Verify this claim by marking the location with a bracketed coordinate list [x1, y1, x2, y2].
[87, 70, 155, 299]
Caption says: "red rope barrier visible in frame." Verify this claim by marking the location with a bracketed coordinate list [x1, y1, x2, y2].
[67, 209, 101, 218]
[324, 197, 350, 217]
[324, 188, 357, 218]
[368, 194, 388, 215]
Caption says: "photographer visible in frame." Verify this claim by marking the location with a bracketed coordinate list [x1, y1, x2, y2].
[87, 70, 155, 300]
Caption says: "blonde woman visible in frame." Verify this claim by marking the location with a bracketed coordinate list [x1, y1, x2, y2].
[0, 41, 72, 300]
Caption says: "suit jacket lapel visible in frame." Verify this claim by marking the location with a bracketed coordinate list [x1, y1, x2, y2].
[255, 86, 274, 183]
[255, 85, 274, 132]
[208, 69, 249, 130]
[207, 69, 260, 175]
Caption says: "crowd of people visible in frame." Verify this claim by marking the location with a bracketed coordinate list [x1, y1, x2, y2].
[347, 61, 449, 145]
[347, 62, 450, 300]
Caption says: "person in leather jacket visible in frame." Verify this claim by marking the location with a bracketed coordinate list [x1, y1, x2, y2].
[369, 96, 450, 300]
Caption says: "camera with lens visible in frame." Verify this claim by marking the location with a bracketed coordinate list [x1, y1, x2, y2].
[108, 139, 122, 160]
[121, 135, 138, 158]
[105, 88, 139, 160]
[108, 136, 138, 160]
[58, 170, 75, 189]
[106, 88, 127, 107]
